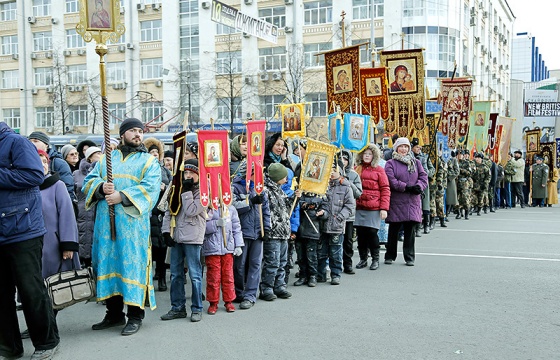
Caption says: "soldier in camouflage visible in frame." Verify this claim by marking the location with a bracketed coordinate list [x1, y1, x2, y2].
[483, 154, 497, 213]
[456, 150, 473, 219]
[434, 153, 448, 227]
[472, 152, 491, 215]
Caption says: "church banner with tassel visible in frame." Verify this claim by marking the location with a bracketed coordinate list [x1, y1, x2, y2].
[495, 116, 515, 166]
[467, 101, 492, 151]
[298, 139, 338, 196]
[486, 113, 499, 151]
[379, 49, 425, 137]
[359, 67, 389, 124]
[341, 113, 370, 152]
[280, 103, 306, 139]
[324, 45, 361, 113]
[198, 130, 232, 209]
[246, 120, 266, 194]
[540, 142, 555, 176]
[440, 79, 473, 148]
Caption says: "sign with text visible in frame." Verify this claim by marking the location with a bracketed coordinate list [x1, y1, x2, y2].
[210, 0, 278, 44]
[524, 102, 560, 117]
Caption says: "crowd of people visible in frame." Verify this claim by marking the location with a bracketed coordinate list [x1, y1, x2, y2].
[1, 119, 558, 359]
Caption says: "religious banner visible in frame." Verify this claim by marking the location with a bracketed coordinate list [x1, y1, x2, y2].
[280, 103, 306, 138]
[467, 101, 492, 151]
[341, 113, 370, 152]
[495, 116, 515, 166]
[359, 67, 389, 123]
[168, 131, 187, 217]
[540, 142, 555, 178]
[324, 45, 361, 113]
[246, 120, 266, 194]
[328, 112, 342, 147]
[424, 113, 440, 164]
[440, 79, 473, 148]
[440, 133, 451, 163]
[493, 125, 503, 164]
[556, 138, 560, 168]
[525, 129, 541, 154]
[486, 113, 499, 150]
[197, 130, 232, 209]
[426, 100, 443, 114]
[379, 49, 425, 137]
[298, 139, 338, 196]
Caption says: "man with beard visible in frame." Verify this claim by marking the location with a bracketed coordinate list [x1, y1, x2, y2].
[82, 118, 161, 336]
[509, 150, 525, 208]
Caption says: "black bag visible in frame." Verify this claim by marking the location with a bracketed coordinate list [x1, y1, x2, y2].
[44, 260, 96, 310]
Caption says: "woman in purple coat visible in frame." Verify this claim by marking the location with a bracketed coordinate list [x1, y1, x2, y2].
[383, 138, 428, 266]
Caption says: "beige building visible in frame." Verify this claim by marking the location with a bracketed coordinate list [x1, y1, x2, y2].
[0, 0, 514, 137]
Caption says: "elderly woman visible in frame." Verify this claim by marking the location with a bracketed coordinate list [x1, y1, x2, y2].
[230, 134, 248, 179]
[384, 137, 428, 266]
[61, 144, 80, 173]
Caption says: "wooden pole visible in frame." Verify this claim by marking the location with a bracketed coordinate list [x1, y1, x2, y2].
[340, 11, 346, 48]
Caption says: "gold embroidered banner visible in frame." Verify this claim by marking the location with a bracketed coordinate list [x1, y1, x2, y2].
[496, 116, 515, 166]
[325, 45, 361, 113]
[379, 49, 425, 137]
[525, 129, 541, 155]
[280, 103, 306, 139]
[540, 142, 555, 179]
[359, 67, 389, 124]
[298, 139, 338, 196]
[440, 79, 472, 148]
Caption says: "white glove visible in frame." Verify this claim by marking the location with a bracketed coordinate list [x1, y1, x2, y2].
[233, 247, 243, 257]
[216, 218, 226, 227]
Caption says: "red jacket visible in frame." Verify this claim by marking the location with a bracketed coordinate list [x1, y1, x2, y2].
[356, 164, 390, 211]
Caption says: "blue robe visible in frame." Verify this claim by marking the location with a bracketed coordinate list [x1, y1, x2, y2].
[82, 150, 161, 309]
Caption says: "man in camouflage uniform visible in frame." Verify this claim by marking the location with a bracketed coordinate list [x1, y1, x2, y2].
[484, 154, 497, 213]
[434, 154, 448, 227]
[456, 150, 473, 219]
[446, 152, 460, 216]
[472, 152, 491, 215]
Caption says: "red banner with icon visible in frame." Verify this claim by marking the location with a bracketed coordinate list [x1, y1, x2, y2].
[246, 120, 266, 194]
[197, 130, 231, 209]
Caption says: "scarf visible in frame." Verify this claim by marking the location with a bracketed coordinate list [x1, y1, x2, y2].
[119, 143, 147, 158]
[392, 152, 416, 173]
[268, 151, 282, 163]
[230, 136, 243, 161]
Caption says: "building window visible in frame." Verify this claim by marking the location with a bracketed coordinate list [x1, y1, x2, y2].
[216, 51, 242, 74]
[140, 20, 162, 42]
[304, 1, 332, 25]
[352, 40, 371, 64]
[66, 29, 85, 49]
[352, 0, 384, 20]
[3, 108, 20, 129]
[108, 34, 125, 45]
[0, 1, 17, 21]
[33, 32, 52, 51]
[259, 47, 286, 71]
[109, 103, 126, 124]
[306, 93, 328, 117]
[427, 0, 446, 17]
[260, 95, 285, 119]
[1, 35, 18, 55]
[142, 102, 164, 122]
[107, 62, 126, 83]
[68, 105, 88, 126]
[403, 0, 425, 17]
[304, 43, 332, 67]
[216, 24, 238, 35]
[65, 0, 78, 13]
[34, 67, 52, 87]
[35, 107, 54, 128]
[67, 64, 87, 85]
[216, 97, 242, 123]
[141, 58, 163, 80]
[1, 69, 19, 89]
[259, 6, 286, 28]
[33, 0, 51, 17]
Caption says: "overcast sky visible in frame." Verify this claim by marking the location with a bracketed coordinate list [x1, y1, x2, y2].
[506, 0, 560, 71]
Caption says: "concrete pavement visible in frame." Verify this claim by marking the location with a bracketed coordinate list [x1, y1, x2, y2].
[17, 206, 560, 359]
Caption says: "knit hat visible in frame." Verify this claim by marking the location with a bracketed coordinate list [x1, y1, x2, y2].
[37, 149, 49, 162]
[186, 142, 199, 157]
[29, 131, 50, 147]
[148, 144, 159, 153]
[393, 137, 411, 151]
[85, 146, 101, 161]
[184, 158, 199, 174]
[268, 163, 288, 182]
[164, 150, 174, 159]
[411, 138, 420, 148]
[119, 118, 144, 137]
[60, 144, 76, 160]
[514, 150, 522, 155]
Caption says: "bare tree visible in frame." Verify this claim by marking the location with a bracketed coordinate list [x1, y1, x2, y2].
[85, 76, 101, 134]
[49, 50, 70, 134]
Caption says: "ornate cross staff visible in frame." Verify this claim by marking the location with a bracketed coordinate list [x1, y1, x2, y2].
[77, 0, 125, 240]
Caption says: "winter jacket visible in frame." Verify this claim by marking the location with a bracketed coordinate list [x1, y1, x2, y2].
[203, 205, 244, 256]
[281, 168, 300, 233]
[510, 158, 525, 183]
[0, 122, 46, 245]
[319, 177, 355, 234]
[162, 186, 206, 245]
[385, 158, 428, 223]
[356, 164, 390, 211]
[231, 177, 272, 240]
[39, 173, 80, 278]
[73, 158, 96, 259]
[298, 193, 324, 240]
[264, 176, 291, 241]
[531, 163, 549, 199]
[48, 147, 75, 200]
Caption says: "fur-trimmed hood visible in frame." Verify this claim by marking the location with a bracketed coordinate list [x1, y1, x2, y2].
[355, 143, 381, 167]
[143, 137, 164, 161]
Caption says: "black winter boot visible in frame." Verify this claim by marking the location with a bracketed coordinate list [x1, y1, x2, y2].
[455, 209, 462, 219]
[440, 217, 447, 227]
[415, 224, 422, 237]
[423, 216, 430, 234]
[370, 250, 379, 270]
[464, 210, 469, 220]
[483, 206, 488, 214]
[158, 269, 167, 291]
[429, 216, 436, 230]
